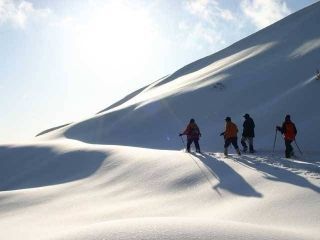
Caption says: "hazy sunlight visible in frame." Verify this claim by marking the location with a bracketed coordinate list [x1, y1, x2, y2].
[74, 2, 157, 79]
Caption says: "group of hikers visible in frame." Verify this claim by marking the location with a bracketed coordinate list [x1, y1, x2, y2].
[179, 114, 297, 158]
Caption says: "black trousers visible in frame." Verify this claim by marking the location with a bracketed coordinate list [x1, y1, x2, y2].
[285, 139, 294, 158]
[241, 136, 254, 151]
[187, 139, 200, 152]
[224, 137, 239, 149]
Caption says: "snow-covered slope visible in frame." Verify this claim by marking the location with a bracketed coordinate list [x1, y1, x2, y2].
[40, 2, 320, 152]
[0, 141, 319, 239]
[1, 2, 320, 240]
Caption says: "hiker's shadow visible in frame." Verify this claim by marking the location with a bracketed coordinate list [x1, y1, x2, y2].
[236, 154, 320, 194]
[193, 153, 263, 198]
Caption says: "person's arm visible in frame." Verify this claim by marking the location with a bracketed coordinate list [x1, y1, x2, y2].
[196, 125, 202, 137]
[183, 124, 191, 135]
[276, 123, 284, 133]
[179, 124, 189, 136]
[223, 123, 229, 137]
[282, 123, 286, 134]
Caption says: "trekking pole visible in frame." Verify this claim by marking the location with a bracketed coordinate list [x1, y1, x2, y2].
[294, 139, 303, 155]
[180, 136, 215, 189]
[273, 129, 278, 153]
[180, 135, 186, 150]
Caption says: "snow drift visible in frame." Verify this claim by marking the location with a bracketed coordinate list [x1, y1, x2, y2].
[0, 141, 319, 239]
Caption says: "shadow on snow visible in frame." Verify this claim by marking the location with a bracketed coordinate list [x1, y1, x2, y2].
[235, 154, 320, 194]
[0, 145, 106, 191]
[192, 153, 263, 198]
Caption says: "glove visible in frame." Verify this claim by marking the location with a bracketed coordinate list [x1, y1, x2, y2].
[199, 133, 202, 137]
[179, 133, 183, 136]
[276, 126, 281, 131]
[220, 132, 224, 136]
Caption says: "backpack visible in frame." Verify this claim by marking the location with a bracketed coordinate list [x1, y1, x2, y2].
[190, 123, 199, 135]
[284, 122, 296, 140]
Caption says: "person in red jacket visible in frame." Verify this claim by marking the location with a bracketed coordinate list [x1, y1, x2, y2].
[179, 118, 201, 153]
[220, 117, 241, 156]
[276, 114, 297, 158]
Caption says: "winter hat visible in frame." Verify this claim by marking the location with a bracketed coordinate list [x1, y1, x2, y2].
[243, 113, 250, 118]
[225, 117, 231, 121]
[190, 118, 195, 123]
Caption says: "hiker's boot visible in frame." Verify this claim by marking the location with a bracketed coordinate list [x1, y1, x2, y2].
[236, 148, 241, 156]
[224, 148, 228, 157]
[249, 145, 255, 153]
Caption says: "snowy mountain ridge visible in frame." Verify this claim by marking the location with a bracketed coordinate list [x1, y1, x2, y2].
[39, 1, 320, 153]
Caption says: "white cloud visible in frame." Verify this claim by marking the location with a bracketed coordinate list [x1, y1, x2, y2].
[186, 0, 214, 21]
[182, 0, 236, 48]
[178, 21, 190, 31]
[0, 0, 50, 28]
[192, 23, 225, 46]
[219, 9, 235, 21]
[180, 22, 225, 51]
[241, 0, 291, 29]
[186, 0, 235, 22]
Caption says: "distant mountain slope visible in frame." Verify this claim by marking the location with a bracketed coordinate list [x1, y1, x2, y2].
[40, 2, 320, 152]
[36, 123, 72, 137]
[97, 74, 169, 114]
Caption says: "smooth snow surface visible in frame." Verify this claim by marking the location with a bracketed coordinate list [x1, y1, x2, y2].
[0, 140, 319, 239]
[1, 2, 320, 240]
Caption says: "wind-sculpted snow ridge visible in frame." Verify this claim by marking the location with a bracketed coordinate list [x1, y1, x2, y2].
[0, 140, 319, 239]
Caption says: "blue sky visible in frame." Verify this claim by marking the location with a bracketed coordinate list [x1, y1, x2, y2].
[0, 0, 317, 143]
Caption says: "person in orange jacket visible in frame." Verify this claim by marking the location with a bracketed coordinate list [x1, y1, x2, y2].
[179, 118, 201, 153]
[220, 117, 241, 156]
[276, 114, 297, 158]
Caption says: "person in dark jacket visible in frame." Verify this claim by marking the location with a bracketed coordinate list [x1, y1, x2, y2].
[179, 118, 201, 153]
[276, 114, 297, 158]
[241, 113, 255, 153]
[220, 117, 241, 156]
